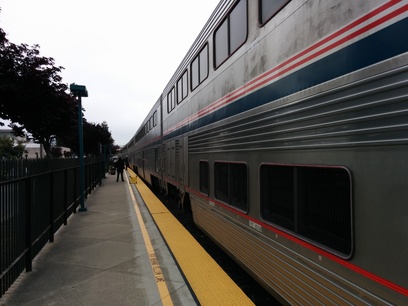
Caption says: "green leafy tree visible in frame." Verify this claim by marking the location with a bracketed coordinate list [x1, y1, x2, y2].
[0, 137, 25, 159]
[0, 24, 78, 157]
[84, 121, 114, 156]
[58, 120, 114, 157]
[1, 17, 117, 157]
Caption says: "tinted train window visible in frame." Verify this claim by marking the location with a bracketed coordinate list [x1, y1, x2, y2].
[199, 48, 208, 84]
[214, 0, 247, 68]
[260, 164, 352, 257]
[215, 162, 248, 212]
[230, 163, 247, 209]
[135, 128, 145, 142]
[153, 111, 157, 127]
[177, 70, 188, 104]
[167, 87, 175, 113]
[260, 165, 295, 230]
[191, 44, 209, 90]
[259, 0, 291, 25]
[215, 162, 229, 203]
[199, 161, 209, 195]
[149, 117, 153, 130]
[214, 21, 228, 68]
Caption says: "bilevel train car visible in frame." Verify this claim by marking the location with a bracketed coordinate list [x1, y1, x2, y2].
[123, 0, 408, 304]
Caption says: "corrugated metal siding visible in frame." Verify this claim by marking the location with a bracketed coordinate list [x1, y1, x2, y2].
[191, 198, 390, 305]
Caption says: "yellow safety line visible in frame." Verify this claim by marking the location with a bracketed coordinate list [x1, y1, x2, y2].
[127, 169, 254, 306]
[126, 175, 174, 306]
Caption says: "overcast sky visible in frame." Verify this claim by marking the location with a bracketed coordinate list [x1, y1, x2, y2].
[0, 0, 220, 146]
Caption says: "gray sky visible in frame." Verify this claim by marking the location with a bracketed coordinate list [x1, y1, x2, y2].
[0, 0, 220, 146]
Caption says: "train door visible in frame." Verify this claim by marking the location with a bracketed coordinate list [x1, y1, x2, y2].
[164, 137, 188, 186]
[154, 147, 160, 173]
[142, 151, 145, 178]
[165, 140, 175, 181]
[176, 136, 188, 186]
[175, 139, 180, 183]
[160, 143, 165, 180]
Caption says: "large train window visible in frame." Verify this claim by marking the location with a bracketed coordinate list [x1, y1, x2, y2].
[149, 116, 154, 130]
[135, 128, 145, 142]
[214, 0, 247, 68]
[260, 164, 352, 257]
[214, 161, 248, 212]
[191, 44, 209, 91]
[199, 160, 209, 195]
[177, 70, 188, 104]
[153, 110, 157, 127]
[144, 111, 158, 134]
[259, 0, 291, 25]
[167, 87, 176, 113]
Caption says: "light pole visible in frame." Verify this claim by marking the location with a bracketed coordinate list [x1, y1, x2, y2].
[70, 83, 88, 212]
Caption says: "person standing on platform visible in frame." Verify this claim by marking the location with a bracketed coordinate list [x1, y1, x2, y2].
[124, 155, 129, 169]
[115, 157, 125, 182]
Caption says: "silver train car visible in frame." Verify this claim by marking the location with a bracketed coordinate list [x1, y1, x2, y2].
[123, 0, 408, 304]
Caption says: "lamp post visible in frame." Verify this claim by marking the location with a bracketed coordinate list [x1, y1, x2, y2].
[70, 83, 88, 212]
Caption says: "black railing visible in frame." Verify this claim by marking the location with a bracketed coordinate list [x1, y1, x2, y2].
[0, 157, 105, 298]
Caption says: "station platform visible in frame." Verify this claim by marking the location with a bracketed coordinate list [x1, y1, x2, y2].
[0, 169, 254, 305]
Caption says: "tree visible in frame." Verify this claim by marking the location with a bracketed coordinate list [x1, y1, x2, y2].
[84, 121, 114, 156]
[0, 24, 78, 157]
[50, 146, 63, 158]
[111, 144, 121, 155]
[1, 17, 118, 157]
[0, 137, 25, 159]
[58, 120, 114, 157]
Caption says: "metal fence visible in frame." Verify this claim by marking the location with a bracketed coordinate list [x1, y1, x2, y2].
[0, 157, 105, 298]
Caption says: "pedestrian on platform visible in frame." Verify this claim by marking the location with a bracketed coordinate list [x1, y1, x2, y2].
[124, 155, 130, 169]
[115, 157, 125, 182]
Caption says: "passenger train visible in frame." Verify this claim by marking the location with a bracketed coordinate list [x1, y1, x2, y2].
[123, 0, 408, 304]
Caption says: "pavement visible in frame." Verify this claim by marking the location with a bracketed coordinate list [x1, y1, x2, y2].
[0, 172, 197, 306]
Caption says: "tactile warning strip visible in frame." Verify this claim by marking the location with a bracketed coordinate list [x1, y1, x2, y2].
[128, 169, 254, 306]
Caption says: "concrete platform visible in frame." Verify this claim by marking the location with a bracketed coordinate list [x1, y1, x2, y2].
[0, 172, 197, 306]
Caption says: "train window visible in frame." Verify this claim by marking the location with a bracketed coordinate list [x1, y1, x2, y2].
[153, 111, 157, 127]
[259, 0, 291, 25]
[215, 162, 229, 203]
[230, 0, 247, 52]
[136, 128, 145, 142]
[214, 162, 248, 212]
[191, 55, 199, 89]
[182, 72, 188, 99]
[199, 161, 209, 195]
[177, 70, 188, 104]
[149, 116, 153, 130]
[167, 87, 176, 113]
[260, 165, 295, 230]
[214, 0, 247, 68]
[230, 163, 247, 209]
[199, 47, 209, 84]
[260, 164, 352, 257]
[214, 21, 228, 68]
[191, 44, 209, 91]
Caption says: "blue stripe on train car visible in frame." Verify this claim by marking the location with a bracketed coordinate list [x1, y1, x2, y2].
[165, 16, 408, 142]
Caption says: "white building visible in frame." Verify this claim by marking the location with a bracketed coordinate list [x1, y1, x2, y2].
[24, 141, 46, 159]
[0, 129, 14, 139]
[0, 128, 45, 158]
